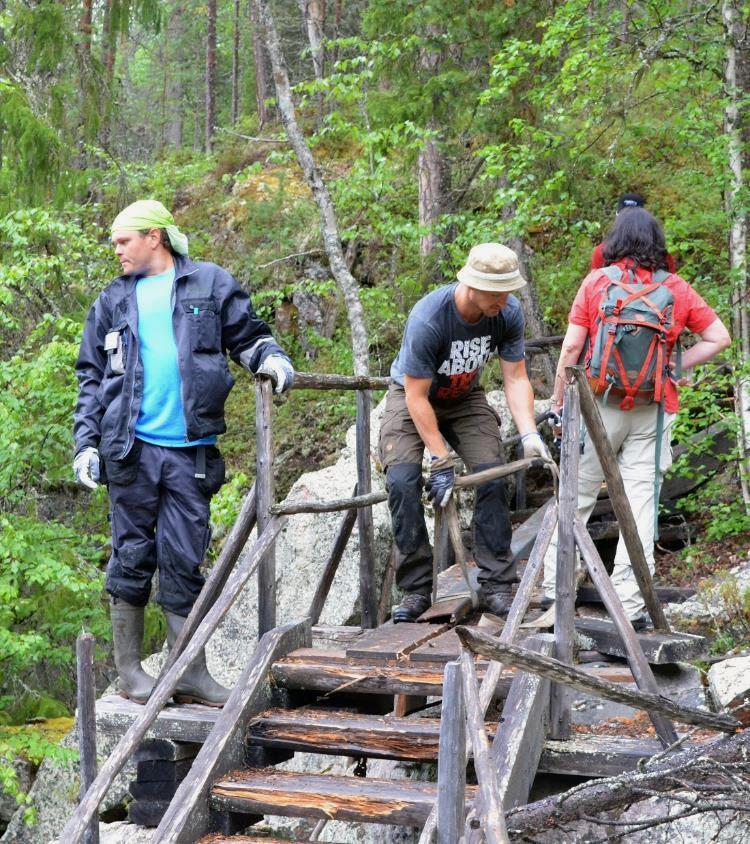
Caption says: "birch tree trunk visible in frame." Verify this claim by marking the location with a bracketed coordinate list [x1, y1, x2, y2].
[723, 0, 750, 509]
[252, 0, 370, 377]
[298, 0, 326, 121]
[205, 0, 217, 152]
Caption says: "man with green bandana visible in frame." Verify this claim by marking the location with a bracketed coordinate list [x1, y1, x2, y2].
[73, 199, 294, 707]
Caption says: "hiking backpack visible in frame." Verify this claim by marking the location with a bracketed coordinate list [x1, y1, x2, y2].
[587, 264, 676, 411]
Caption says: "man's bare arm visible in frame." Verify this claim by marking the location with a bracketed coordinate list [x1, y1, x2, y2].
[500, 358, 538, 436]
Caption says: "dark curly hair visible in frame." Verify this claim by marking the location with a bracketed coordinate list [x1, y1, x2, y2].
[601, 207, 668, 271]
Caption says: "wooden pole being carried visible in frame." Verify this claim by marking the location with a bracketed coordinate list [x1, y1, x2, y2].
[256, 377, 276, 636]
[271, 458, 542, 516]
[567, 366, 669, 631]
[550, 378, 580, 740]
[76, 632, 99, 844]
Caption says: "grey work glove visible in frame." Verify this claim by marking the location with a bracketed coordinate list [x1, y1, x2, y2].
[521, 431, 552, 462]
[257, 354, 295, 394]
[73, 447, 100, 490]
[425, 455, 456, 508]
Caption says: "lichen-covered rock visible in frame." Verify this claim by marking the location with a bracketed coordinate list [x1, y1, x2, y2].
[708, 656, 750, 725]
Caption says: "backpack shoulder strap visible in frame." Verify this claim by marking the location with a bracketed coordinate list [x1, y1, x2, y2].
[652, 269, 671, 284]
[600, 265, 623, 281]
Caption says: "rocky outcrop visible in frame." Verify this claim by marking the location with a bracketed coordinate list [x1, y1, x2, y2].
[708, 656, 750, 725]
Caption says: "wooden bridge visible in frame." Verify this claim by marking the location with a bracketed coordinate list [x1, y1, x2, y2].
[63, 364, 737, 843]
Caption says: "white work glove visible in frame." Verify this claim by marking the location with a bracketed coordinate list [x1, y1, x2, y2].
[521, 432, 552, 462]
[73, 447, 100, 490]
[257, 354, 295, 394]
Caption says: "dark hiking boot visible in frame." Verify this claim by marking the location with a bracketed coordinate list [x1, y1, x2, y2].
[631, 613, 654, 632]
[481, 587, 514, 617]
[110, 599, 156, 705]
[165, 611, 231, 708]
[540, 596, 554, 610]
[393, 593, 431, 624]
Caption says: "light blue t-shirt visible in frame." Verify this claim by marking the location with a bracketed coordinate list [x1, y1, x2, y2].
[135, 268, 215, 447]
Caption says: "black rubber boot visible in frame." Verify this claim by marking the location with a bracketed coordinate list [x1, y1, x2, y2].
[481, 586, 514, 617]
[165, 611, 230, 707]
[110, 599, 156, 704]
[393, 593, 431, 624]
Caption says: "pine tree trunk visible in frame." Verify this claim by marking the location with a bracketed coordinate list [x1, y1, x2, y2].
[79, 0, 92, 55]
[417, 27, 450, 261]
[205, 0, 217, 152]
[231, 0, 240, 125]
[723, 0, 750, 509]
[418, 135, 450, 259]
[99, 0, 117, 146]
[164, 5, 184, 148]
[250, 0, 271, 129]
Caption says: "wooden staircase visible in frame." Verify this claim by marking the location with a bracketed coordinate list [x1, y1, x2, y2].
[93, 591, 707, 843]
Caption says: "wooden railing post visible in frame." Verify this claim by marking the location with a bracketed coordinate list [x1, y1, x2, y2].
[356, 388, 377, 628]
[256, 376, 276, 636]
[437, 660, 466, 844]
[76, 632, 99, 844]
[550, 378, 580, 740]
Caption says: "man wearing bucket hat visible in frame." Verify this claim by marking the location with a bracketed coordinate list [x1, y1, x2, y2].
[73, 200, 294, 707]
[379, 242, 550, 622]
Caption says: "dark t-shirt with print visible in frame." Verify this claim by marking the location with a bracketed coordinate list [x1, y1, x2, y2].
[390, 283, 526, 403]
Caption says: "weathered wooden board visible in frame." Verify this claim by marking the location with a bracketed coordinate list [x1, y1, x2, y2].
[246, 708, 478, 761]
[510, 497, 555, 562]
[210, 768, 478, 827]
[538, 734, 667, 777]
[96, 695, 219, 743]
[492, 634, 553, 809]
[346, 622, 449, 660]
[574, 617, 707, 664]
[409, 628, 463, 663]
[418, 595, 473, 624]
[271, 653, 513, 699]
[197, 835, 348, 844]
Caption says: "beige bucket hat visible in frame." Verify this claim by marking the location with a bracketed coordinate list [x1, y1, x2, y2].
[456, 243, 526, 292]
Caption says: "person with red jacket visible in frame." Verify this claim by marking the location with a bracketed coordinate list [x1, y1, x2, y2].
[591, 193, 677, 274]
[544, 208, 730, 629]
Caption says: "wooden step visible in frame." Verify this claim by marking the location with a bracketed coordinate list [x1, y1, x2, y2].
[209, 768, 477, 826]
[246, 708, 673, 777]
[270, 650, 514, 698]
[198, 836, 347, 844]
[574, 617, 707, 664]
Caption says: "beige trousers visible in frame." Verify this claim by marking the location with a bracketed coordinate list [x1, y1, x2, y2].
[542, 401, 675, 619]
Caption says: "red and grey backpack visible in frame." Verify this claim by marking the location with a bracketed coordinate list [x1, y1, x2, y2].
[587, 263, 676, 410]
[585, 261, 679, 538]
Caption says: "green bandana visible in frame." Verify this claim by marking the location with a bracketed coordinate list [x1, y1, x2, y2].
[111, 199, 189, 256]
